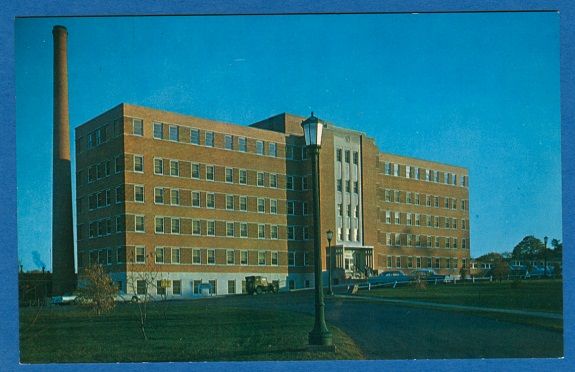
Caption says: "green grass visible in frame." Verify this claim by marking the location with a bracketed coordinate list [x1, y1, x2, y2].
[20, 301, 364, 363]
[360, 279, 563, 331]
[364, 279, 562, 312]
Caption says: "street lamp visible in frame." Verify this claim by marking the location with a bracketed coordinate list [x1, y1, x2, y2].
[301, 113, 333, 347]
[543, 236, 548, 278]
[326, 230, 334, 296]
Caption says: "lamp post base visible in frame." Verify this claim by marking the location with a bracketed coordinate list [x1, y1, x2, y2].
[308, 329, 333, 346]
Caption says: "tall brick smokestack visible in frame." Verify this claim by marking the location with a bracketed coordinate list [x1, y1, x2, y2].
[52, 25, 75, 295]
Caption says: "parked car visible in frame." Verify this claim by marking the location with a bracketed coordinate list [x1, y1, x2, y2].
[51, 294, 78, 305]
[245, 276, 279, 295]
[368, 270, 411, 286]
[526, 266, 555, 279]
[410, 268, 446, 283]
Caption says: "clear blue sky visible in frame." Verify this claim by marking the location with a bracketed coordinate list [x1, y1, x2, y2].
[15, 13, 561, 271]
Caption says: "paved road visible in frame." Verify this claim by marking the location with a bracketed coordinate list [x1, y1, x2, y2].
[196, 290, 563, 359]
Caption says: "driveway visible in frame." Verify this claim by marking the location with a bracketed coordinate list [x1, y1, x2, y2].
[199, 290, 563, 359]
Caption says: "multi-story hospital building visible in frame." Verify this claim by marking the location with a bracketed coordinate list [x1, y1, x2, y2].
[75, 103, 470, 297]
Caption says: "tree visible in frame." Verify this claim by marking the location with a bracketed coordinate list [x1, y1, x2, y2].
[491, 259, 510, 283]
[127, 252, 163, 341]
[512, 236, 545, 262]
[475, 252, 505, 263]
[551, 238, 563, 261]
[77, 264, 117, 315]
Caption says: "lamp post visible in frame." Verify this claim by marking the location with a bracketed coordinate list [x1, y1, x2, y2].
[302, 113, 333, 347]
[327, 230, 334, 296]
[543, 236, 548, 278]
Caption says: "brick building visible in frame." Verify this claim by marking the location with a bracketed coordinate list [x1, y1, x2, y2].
[75, 103, 470, 297]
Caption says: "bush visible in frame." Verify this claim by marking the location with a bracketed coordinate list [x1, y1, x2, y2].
[77, 265, 117, 315]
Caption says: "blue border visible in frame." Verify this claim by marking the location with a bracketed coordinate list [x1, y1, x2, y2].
[2, 1, 573, 371]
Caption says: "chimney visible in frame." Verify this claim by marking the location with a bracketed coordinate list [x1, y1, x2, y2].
[52, 25, 76, 295]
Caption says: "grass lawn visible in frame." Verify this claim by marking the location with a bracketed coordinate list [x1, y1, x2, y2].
[360, 279, 563, 330]
[20, 300, 364, 363]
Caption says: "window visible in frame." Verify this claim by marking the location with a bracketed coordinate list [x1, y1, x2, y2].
[173, 280, 182, 295]
[256, 141, 264, 155]
[171, 189, 180, 205]
[257, 172, 264, 187]
[192, 192, 200, 207]
[191, 163, 200, 179]
[270, 174, 278, 188]
[384, 162, 392, 175]
[257, 198, 265, 213]
[271, 225, 279, 239]
[239, 196, 247, 211]
[133, 119, 143, 136]
[271, 251, 278, 265]
[303, 227, 309, 240]
[395, 233, 401, 246]
[344, 150, 350, 163]
[337, 179, 343, 192]
[258, 251, 266, 265]
[240, 251, 248, 265]
[415, 214, 421, 226]
[134, 185, 144, 203]
[256, 224, 265, 239]
[406, 192, 412, 204]
[353, 151, 359, 165]
[131, 214, 145, 233]
[193, 249, 201, 264]
[207, 220, 215, 236]
[336, 149, 342, 162]
[415, 193, 420, 205]
[206, 165, 214, 181]
[239, 137, 247, 152]
[435, 258, 440, 269]
[393, 163, 399, 176]
[394, 191, 400, 203]
[301, 146, 307, 160]
[225, 135, 233, 150]
[353, 181, 358, 194]
[444, 198, 449, 209]
[154, 158, 163, 175]
[115, 155, 124, 173]
[170, 160, 179, 176]
[287, 201, 295, 215]
[169, 125, 179, 141]
[385, 211, 391, 224]
[207, 249, 216, 265]
[270, 199, 277, 214]
[225, 168, 233, 183]
[135, 246, 145, 263]
[434, 196, 439, 208]
[192, 220, 201, 235]
[172, 248, 180, 264]
[116, 216, 125, 232]
[136, 280, 147, 295]
[286, 145, 294, 160]
[228, 280, 236, 294]
[205, 131, 214, 147]
[134, 155, 144, 173]
[156, 280, 166, 296]
[171, 218, 180, 234]
[286, 176, 294, 190]
[187, 128, 199, 144]
[226, 194, 234, 210]
[396, 257, 401, 268]
[226, 250, 235, 265]
[154, 188, 165, 204]
[269, 143, 277, 157]
[287, 226, 295, 240]
[302, 202, 308, 216]
[239, 169, 247, 184]
[155, 247, 164, 263]
[240, 222, 248, 237]
[406, 166, 411, 178]
[153, 122, 163, 139]
[155, 217, 164, 233]
[226, 222, 235, 237]
[206, 193, 215, 208]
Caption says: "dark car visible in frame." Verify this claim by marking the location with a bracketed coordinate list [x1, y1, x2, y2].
[410, 268, 446, 283]
[368, 270, 411, 286]
[526, 266, 555, 279]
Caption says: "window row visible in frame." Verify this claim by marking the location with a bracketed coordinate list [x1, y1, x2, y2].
[380, 232, 468, 249]
[381, 161, 468, 187]
[381, 211, 469, 230]
[382, 255, 465, 270]
[129, 215, 312, 241]
[132, 246, 309, 267]
[335, 148, 360, 165]
[77, 118, 124, 153]
[336, 179, 360, 194]
[381, 189, 468, 211]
